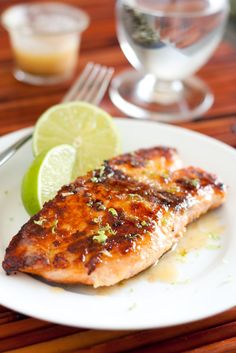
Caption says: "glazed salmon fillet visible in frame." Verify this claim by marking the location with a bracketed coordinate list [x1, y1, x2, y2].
[2, 146, 226, 287]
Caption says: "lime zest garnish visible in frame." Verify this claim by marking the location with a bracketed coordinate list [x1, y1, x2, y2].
[93, 230, 107, 244]
[103, 223, 116, 235]
[208, 232, 220, 241]
[34, 218, 46, 226]
[51, 219, 58, 234]
[161, 217, 168, 226]
[141, 220, 148, 227]
[128, 193, 142, 201]
[91, 177, 99, 183]
[189, 178, 200, 188]
[93, 223, 116, 244]
[96, 202, 106, 211]
[179, 248, 188, 257]
[207, 244, 221, 250]
[160, 170, 170, 179]
[125, 233, 141, 239]
[168, 186, 180, 194]
[99, 165, 106, 178]
[108, 208, 118, 217]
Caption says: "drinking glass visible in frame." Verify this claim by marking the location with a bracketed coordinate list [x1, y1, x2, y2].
[110, 0, 229, 122]
[1, 3, 89, 85]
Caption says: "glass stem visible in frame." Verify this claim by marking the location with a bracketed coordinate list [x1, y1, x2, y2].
[136, 74, 184, 105]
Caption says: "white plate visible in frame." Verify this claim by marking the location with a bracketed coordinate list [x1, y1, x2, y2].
[0, 119, 235, 330]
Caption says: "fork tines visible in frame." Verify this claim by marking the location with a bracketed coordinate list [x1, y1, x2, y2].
[63, 62, 114, 106]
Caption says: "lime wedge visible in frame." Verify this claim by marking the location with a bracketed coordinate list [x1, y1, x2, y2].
[33, 101, 120, 178]
[21, 144, 76, 215]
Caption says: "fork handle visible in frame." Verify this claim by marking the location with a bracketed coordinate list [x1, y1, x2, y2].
[0, 132, 32, 167]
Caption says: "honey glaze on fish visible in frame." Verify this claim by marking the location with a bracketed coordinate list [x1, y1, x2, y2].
[3, 146, 226, 288]
[48, 211, 224, 295]
[146, 211, 225, 284]
[79, 211, 225, 292]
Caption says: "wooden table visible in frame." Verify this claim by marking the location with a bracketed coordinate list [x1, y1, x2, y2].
[0, 1, 236, 352]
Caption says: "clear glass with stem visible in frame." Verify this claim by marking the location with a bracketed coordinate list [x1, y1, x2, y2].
[110, 0, 229, 122]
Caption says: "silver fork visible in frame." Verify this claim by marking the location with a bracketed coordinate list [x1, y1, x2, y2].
[0, 62, 114, 167]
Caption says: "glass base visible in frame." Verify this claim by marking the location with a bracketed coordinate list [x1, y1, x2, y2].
[109, 69, 214, 122]
[14, 68, 74, 86]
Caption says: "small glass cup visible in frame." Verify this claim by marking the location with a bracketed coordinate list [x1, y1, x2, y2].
[1, 2, 90, 85]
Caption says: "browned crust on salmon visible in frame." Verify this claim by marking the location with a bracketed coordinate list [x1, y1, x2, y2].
[2, 146, 226, 287]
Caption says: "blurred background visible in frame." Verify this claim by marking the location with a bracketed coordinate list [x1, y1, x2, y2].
[0, 0, 236, 133]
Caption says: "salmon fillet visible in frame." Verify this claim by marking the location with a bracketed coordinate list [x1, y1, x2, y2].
[2, 146, 226, 287]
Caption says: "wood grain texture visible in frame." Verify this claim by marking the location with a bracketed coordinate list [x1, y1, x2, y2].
[185, 337, 236, 353]
[0, 0, 236, 352]
[0, 318, 52, 339]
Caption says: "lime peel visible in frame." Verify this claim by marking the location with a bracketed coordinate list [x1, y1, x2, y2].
[21, 144, 76, 216]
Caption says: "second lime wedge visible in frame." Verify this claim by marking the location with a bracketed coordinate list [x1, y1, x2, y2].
[21, 144, 76, 215]
[33, 102, 120, 178]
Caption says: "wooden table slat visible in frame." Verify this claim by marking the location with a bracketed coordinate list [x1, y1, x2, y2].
[1, 307, 235, 353]
[4, 330, 130, 353]
[186, 337, 236, 353]
[131, 322, 236, 353]
[66, 309, 236, 353]
[0, 312, 25, 325]
[178, 116, 236, 147]
[0, 325, 83, 353]
[0, 318, 52, 339]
